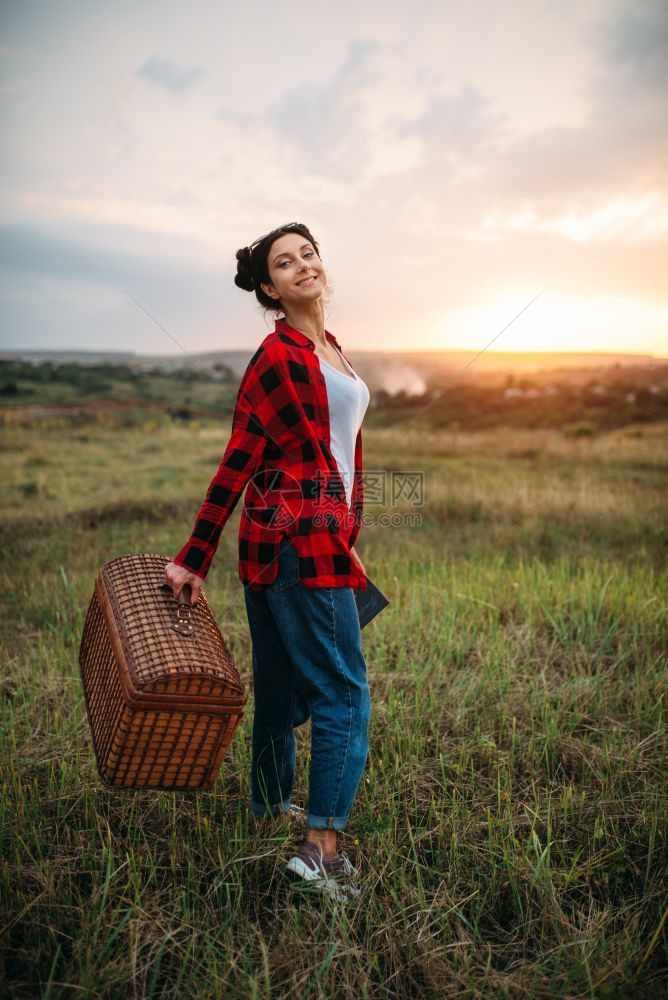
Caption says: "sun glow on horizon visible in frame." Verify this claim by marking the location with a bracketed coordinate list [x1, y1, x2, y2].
[429, 294, 668, 356]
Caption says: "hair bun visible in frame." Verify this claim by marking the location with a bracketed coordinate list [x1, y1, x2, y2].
[234, 247, 255, 292]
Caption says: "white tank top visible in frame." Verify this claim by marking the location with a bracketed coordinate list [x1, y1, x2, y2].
[319, 345, 370, 510]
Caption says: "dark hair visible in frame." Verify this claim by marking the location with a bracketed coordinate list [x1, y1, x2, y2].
[234, 222, 322, 314]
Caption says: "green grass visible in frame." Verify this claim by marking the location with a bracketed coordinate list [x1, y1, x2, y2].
[1, 418, 666, 998]
[0, 360, 238, 417]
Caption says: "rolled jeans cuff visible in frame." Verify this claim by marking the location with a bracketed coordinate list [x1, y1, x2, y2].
[251, 798, 292, 817]
[306, 813, 349, 831]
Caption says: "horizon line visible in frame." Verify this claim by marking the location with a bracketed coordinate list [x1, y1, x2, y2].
[3, 346, 668, 361]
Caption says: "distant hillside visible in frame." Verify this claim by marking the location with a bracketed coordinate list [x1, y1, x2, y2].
[4, 347, 667, 399]
[1, 354, 667, 433]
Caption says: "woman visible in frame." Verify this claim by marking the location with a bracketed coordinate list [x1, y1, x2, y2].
[164, 222, 372, 903]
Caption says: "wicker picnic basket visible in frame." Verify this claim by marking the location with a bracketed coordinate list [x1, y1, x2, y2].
[78, 553, 247, 790]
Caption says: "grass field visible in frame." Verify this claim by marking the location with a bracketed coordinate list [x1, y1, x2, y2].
[1, 415, 666, 998]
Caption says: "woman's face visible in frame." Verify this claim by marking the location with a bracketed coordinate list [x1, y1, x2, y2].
[261, 231, 326, 310]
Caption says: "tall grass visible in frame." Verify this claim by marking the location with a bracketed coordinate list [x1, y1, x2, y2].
[1, 420, 666, 998]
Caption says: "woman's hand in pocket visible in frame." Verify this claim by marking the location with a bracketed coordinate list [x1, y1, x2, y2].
[164, 561, 203, 605]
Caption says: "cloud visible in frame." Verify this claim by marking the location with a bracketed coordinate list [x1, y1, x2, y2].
[0, 222, 227, 317]
[393, 83, 509, 167]
[0, 39, 31, 95]
[262, 38, 380, 180]
[0, 223, 253, 353]
[447, 0, 668, 241]
[354, 1, 667, 246]
[587, 0, 668, 165]
[0, 223, 172, 284]
[593, 0, 667, 84]
[136, 55, 205, 93]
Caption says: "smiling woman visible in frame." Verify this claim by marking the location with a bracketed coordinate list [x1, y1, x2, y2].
[163, 221, 372, 903]
[234, 222, 330, 312]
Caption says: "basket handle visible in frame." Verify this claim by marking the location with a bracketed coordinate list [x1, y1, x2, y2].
[159, 582, 196, 637]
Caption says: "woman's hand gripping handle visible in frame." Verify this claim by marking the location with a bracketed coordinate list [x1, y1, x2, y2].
[164, 561, 203, 606]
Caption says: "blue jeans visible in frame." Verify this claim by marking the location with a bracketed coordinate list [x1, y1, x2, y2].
[243, 534, 371, 830]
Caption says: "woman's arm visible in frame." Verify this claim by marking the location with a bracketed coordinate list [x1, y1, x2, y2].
[164, 384, 267, 601]
[164, 345, 293, 601]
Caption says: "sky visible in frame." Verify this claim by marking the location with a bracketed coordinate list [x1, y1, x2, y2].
[1, 0, 666, 357]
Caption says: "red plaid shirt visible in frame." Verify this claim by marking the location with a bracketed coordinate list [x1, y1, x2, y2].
[173, 318, 367, 591]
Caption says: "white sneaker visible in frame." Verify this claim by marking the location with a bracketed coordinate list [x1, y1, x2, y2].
[285, 839, 362, 904]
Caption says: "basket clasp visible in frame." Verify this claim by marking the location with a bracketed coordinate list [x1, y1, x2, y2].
[159, 582, 196, 637]
[173, 603, 195, 636]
